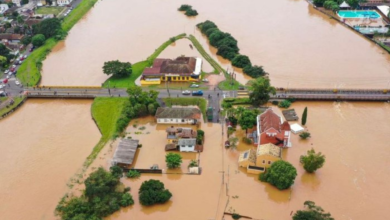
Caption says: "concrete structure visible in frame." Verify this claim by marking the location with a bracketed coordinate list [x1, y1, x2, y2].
[238, 143, 282, 174]
[141, 56, 202, 85]
[339, 1, 350, 9]
[156, 106, 201, 125]
[290, 123, 304, 134]
[165, 127, 201, 152]
[0, 4, 9, 14]
[254, 109, 292, 148]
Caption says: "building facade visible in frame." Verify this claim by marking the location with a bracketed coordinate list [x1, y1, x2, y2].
[156, 107, 201, 125]
[238, 143, 282, 174]
[141, 56, 202, 85]
[57, 0, 72, 6]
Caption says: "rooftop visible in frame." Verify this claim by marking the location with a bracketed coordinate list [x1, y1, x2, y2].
[257, 143, 282, 158]
[178, 138, 196, 146]
[112, 139, 139, 165]
[143, 56, 197, 76]
[259, 109, 282, 133]
[156, 107, 201, 120]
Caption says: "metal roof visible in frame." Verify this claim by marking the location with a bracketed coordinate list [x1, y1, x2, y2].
[112, 139, 139, 165]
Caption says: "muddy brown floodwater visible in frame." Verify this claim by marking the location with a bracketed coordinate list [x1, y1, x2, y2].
[0, 99, 100, 220]
[82, 104, 390, 220]
[42, 0, 390, 88]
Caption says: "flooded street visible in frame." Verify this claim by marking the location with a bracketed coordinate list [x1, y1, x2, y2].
[42, 0, 390, 88]
[87, 104, 390, 220]
[1, 0, 390, 219]
[0, 99, 100, 220]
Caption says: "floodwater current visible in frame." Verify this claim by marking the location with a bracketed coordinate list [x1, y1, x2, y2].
[1, 0, 390, 219]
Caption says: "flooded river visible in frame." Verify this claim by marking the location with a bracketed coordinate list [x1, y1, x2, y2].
[1, 0, 390, 219]
[0, 99, 100, 220]
[42, 0, 390, 88]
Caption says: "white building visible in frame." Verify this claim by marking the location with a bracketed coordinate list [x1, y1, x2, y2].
[0, 4, 9, 14]
[178, 138, 197, 152]
[12, 0, 21, 7]
[57, 0, 72, 6]
[155, 107, 201, 125]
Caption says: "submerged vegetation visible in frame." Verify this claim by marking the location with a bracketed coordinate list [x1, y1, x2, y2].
[139, 179, 172, 206]
[178, 4, 198, 16]
[259, 160, 297, 190]
[197, 20, 267, 78]
[56, 167, 134, 220]
[293, 201, 334, 220]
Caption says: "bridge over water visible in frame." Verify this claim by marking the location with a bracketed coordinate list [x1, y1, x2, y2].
[21, 86, 390, 102]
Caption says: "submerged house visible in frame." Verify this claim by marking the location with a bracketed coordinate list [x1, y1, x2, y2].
[141, 56, 202, 85]
[164, 126, 202, 152]
[156, 107, 201, 125]
[253, 109, 292, 148]
[238, 143, 282, 174]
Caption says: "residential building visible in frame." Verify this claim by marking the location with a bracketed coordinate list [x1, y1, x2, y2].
[0, 4, 9, 14]
[178, 138, 197, 152]
[164, 126, 202, 152]
[238, 143, 282, 174]
[12, 0, 21, 7]
[0, 34, 23, 43]
[156, 106, 201, 125]
[253, 108, 291, 148]
[141, 56, 202, 85]
[57, 0, 72, 6]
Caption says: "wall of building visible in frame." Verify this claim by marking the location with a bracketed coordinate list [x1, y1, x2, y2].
[179, 145, 195, 152]
[157, 118, 195, 124]
[238, 159, 255, 168]
[256, 155, 281, 168]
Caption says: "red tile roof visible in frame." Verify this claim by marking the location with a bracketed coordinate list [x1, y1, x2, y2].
[281, 121, 291, 131]
[259, 109, 281, 133]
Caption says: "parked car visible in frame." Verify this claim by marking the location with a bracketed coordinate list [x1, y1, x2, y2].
[3, 78, 8, 83]
[189, 84, 199, 88]
[15, 80, 20, 85]
[29, 47, 34, 52]
[19, 56, 24, 61]
[0, 84, 4, 89]
[9, 67, 15, 72]
[238, 86, 245, 90]
[182, 90, 191, 95]
[23, 54, 27, 59]
[4, 70, 9, 75]
[192, 90, 203, 96]
[202, 78, 209, 82]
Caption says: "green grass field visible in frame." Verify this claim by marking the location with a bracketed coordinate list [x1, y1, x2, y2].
[218, 79, 241, 90]
[0, 96, 26, 117]
[162, 97, 207, 121]
[103, 34, 186, 88]
[35, 7, 65, 15]
[86, 97, 128, 167]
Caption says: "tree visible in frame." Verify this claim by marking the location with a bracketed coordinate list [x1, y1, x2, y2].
[126, 170, 141, 178]
[217, 45, 238, 60]
[103, 60, 132, 77]
[243, 65, 266, 78]
[198, 20, 218, 33]
[0, 44, 11, 61]
[12, 11, 19, 18]
[4, 22, 11, 29]
[178, 4, 192, 11]
[231, 55, 251, 68]
[227, 137, 239, 149]
[302, 107, 308, 126]
[110, 165, 123, 178]
[299, 131, 311, 139]
[300, 149, 325, 173]
[185, 9, 198, 16]
[0, 55, 7, 66]
[248, 77, 276, 106]
[120, 193, 134, 207]
[293, 201, 334, 220]
[278, 100, 291, 108]
[188, 159, 198, 168]
[238, 110, 257, 133]
[21, 0, 29, 5]
[165, 153, 182, 169]
[14, 26, 21, 34]
[33, 18, 61, 38]
[259, 160, 297, 190]
[205, 27, 219, 37]
[209, 30, 225, 47]
[21, 36, 31, 46]
[32, 34, 45, 47]
[17, 16, 24, 24]
[139, 179, 172, 206]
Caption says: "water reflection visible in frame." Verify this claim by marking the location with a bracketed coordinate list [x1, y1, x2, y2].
[301, 172, 321, 190]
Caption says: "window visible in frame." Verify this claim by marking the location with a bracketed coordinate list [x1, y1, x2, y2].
[170, 119, 173, 121]
[164, 119, 168, 122]
[262, 160, 265, 164]
[268, 161, 272, 165]
[182, 119, 185, 122]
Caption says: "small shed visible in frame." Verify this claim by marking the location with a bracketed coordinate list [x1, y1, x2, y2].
[178, 138, 197, 152]
[339, 1, 351, 8]
[290, 123, 304, 134]
[112, 139, 139, 167]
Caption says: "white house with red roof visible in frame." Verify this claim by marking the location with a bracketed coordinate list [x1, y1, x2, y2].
[255, 108, 291, 148]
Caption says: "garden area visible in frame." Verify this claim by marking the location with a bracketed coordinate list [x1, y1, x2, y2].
[35, 7, 65, 16]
